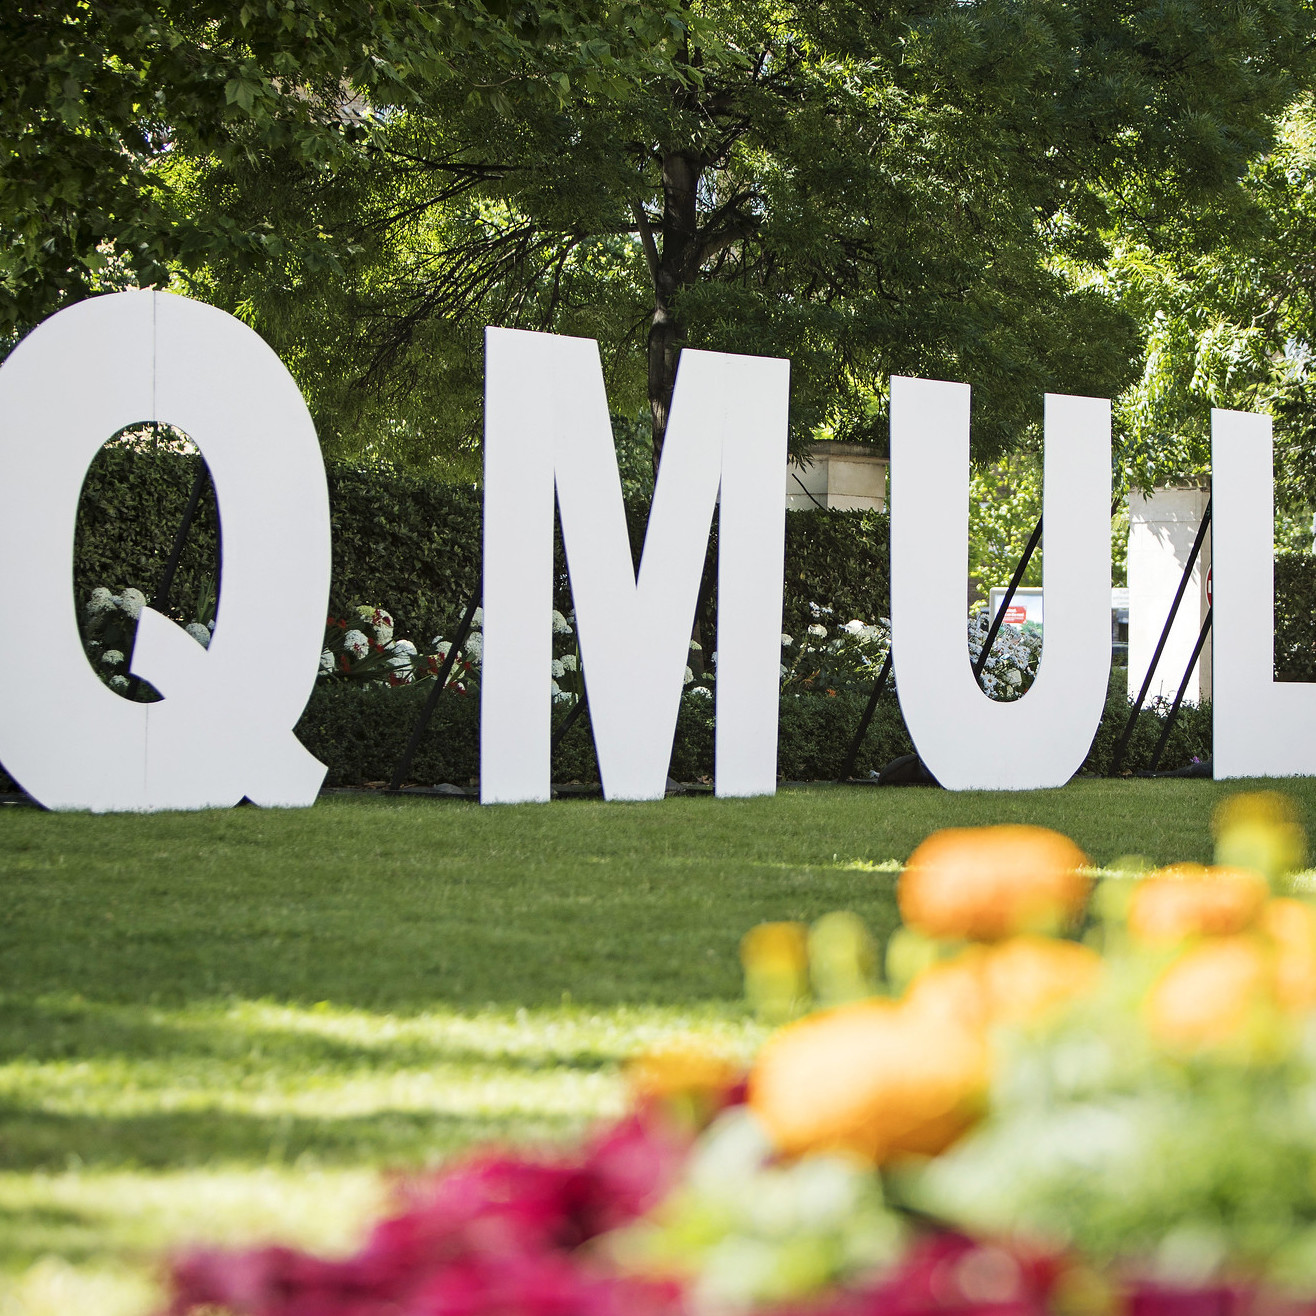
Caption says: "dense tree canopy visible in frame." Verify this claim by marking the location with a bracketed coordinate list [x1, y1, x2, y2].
[5, 0, 1315, 482]
[0, 1, 694, 335]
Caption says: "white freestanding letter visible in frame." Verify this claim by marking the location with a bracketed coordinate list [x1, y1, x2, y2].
[889, 377, 1111, 790]
[1213, 407, 1316, 778]
[481, 328, 789, 803]
[0, 291, 331, 811]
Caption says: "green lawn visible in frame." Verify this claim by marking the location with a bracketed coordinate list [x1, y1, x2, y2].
[1, 780, 1311, 1314]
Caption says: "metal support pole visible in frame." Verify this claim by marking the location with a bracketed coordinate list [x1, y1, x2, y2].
[153, 461, 209, 613]
[838, 649, 893, 781]
[125, 458, 209, 701]
[387, 589, 481, 791]
[550, 691, 590, 757]
[972, 514, 1044, 682]
[1111, 498, 1211, 774]
[1147, 606, 1212, 775]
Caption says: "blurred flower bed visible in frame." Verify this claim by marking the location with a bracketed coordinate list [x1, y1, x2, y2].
[167, 793, 1316, 1316]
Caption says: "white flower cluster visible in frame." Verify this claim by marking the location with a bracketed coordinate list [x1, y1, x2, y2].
[83, 584, 215, 698]
[967, 604, 1042, 700]
[85, 586, 147, 623]
[781, 605, 890, 693]
[356, 605, 394, 646]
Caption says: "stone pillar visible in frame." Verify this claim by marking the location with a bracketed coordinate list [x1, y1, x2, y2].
[786, 442, 888, 511]
[1127, 486, 1212, 705]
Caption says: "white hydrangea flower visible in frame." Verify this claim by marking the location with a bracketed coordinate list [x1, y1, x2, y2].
[319, 649, 335, 674]
[689, 639, 702, 651]
[781, 634, 793, 646]
[102, 649, 124, 666]
[86, 587, 115, 615]
[689, 685, 712, 699]
[1006, 667, 1023, 687]
[551, 610, 573, 635]
[342, 628, 370, 660]
[184, 622, 211, 649]
[109, 674, 129, 691]
[559, 653, 577, 672]
[464, 632, 484, 659]
[471, 607, 484, 629]
[807, 623, 827, 638]
[844, 619, 866, 634]
[119, 587, 146, 619]
[683, 666, 694, 685]
[550, 658, 566, 679]
[392, 639, 417, 657]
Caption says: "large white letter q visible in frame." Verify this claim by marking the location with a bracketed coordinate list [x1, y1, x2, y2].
[0, 291, 331, 811]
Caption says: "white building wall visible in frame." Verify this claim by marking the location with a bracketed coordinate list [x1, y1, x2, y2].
[1127, 486, 1212, 705]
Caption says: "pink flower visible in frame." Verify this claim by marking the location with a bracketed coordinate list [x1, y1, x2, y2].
[166, 1114, 688, 1316]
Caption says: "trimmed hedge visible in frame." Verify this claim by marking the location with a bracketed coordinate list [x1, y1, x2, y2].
[297, 683, 917, 789]
[4, 446, 1303, 795]
[297, 672, 1206, 790]
[1277, 552, 1316, 683]
[72, 445, 892, 653]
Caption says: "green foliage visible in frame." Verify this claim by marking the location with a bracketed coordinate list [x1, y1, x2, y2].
[968, 459, 1044, 598]
[182, 0, 1314, 470]
[1079, 673, 1214, 777]
[1276, 551, 1316, 683]
[47, 447, 1311, 794]
[1104, 100, 1316, 515]
[74, 436, 221, 616]
[781, 512, 890, 641]
[0, 0, 700, 342]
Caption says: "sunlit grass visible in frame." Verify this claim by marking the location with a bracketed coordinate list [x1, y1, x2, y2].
[3, 780, 1313, 1313]
[0, 997, 764, 1314]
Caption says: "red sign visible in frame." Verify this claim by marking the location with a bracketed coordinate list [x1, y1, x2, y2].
[1004, 605, 1027, 624]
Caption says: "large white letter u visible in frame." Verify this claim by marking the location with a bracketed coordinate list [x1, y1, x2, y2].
[889, 376, 1111, 790]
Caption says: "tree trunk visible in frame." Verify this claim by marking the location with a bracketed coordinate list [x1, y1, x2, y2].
[648, 149, 702, 474]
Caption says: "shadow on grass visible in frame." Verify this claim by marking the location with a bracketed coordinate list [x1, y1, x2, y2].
[0, 998, 622, 1075]
[0, 1101, 584, 1176]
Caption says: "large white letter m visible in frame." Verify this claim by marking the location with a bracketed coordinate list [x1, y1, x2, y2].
[481, 327, 790, 803]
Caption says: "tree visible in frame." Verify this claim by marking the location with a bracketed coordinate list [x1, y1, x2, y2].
[1098, 95, 1316, 543]
[0, 1, 693, 341]
[187, 0, 1314, 472]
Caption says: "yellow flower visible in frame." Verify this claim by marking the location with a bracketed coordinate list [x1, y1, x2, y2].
[740, 921, 810, 1021]
[1213, 790, 1306, 883]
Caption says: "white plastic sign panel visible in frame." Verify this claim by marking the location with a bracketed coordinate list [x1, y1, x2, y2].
[482, 327, 789, 803]
[889, 377, 1111, 790]
[1213, 407, 1316, 778]
[0, 291, 331, 811]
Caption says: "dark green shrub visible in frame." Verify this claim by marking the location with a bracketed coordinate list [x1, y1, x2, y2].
[1276, 552, 1316, 683]
[0, 446, 1232, 795]
[1079, 672, 1212, 776]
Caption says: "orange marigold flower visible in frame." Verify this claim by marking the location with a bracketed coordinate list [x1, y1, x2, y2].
[899, 825, 1090, 942]
[1145, 934, 1276, 1050]
[748, 998, 989, 1163]
[1261, 898, 1316, 1013]
[903, 936, 1101, 1033]
[1127, 864, 1269, 946]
